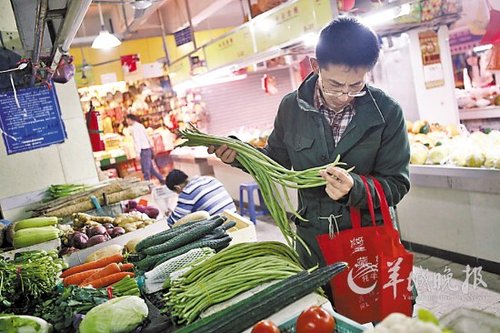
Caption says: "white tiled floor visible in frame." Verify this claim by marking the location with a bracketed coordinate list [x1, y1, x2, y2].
[252, 217, 500, 319]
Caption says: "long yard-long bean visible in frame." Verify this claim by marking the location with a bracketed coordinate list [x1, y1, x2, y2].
[164, 255, 302, 323]
[178, 126, 354, 248]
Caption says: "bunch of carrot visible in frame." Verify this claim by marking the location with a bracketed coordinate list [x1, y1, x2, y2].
[61, 253, 135, 288]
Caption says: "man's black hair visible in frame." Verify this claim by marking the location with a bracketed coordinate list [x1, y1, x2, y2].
[315, 16, 380, 69]
[166, 169, 188, 191]
[126, 114, 141, 122]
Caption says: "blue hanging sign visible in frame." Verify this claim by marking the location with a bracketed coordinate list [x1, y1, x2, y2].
[0, 83, 67, 155]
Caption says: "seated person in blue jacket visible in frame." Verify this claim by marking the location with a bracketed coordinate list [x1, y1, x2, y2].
[165, 169, 237, 226]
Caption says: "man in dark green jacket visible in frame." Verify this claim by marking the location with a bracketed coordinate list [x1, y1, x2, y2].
[210, 16, 410, 269]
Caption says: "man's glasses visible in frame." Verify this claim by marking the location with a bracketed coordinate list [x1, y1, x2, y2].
[319, 76, 367, 98]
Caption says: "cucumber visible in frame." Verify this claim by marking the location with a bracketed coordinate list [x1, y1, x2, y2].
[143, 218, 225, 256]
[135, 217, 219, 253]
[136, 235, 231, 271]
[176, 262, 348, 333]
[153, 235, 231, 268]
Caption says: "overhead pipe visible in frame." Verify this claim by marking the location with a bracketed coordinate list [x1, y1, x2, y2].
[121, 2, 133, 36]
[157, 10, 171, 65]
[50, 0, 93, 70]
[32, 0, 48, 85]
[184, 0, 197, 50]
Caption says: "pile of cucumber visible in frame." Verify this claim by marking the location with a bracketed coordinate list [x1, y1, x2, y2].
[132, 215, 234, 272]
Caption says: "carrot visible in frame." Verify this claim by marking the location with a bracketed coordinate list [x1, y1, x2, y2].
[63, 268, 100, 286]
[120, 263, 134, 271]
[88, 272, 135, 288]
[80, 263, 121, 286]
[60, 254, 124, 278]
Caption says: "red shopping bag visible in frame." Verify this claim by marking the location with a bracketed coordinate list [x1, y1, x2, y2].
[371, 177, 414, 319]
[317, 176, 413, 323]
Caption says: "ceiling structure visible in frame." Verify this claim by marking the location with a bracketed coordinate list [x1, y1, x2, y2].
[72, 0, 248, 47]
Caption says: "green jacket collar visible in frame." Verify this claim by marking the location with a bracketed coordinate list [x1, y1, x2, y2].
[296, 72, 387, 156]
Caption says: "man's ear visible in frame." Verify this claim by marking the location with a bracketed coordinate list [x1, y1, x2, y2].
[310, 57, 320, 74]
[174, 185, 182, 193]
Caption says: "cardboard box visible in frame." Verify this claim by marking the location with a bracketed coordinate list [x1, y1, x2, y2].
[63, 219, 168, 267]
[222, 210, 257, 245]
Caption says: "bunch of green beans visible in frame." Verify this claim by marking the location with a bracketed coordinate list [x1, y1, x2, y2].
[178, 242, 302, 283]
[178, 126, 353, 248]
[164, 255, 303, 324]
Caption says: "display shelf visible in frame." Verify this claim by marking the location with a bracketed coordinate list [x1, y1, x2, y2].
[459, 106, 500, 120]
[409, 165, 500, 194]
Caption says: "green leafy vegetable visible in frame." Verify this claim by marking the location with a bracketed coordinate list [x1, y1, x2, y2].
[0, 250, 66, 312]
[34, 278, 140, 333]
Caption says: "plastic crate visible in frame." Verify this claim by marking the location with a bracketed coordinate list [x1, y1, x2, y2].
[278, 309, 367, 333]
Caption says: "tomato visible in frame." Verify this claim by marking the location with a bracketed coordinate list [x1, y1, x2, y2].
[251, 320, 281, 333]
[296, 306, 336, 333]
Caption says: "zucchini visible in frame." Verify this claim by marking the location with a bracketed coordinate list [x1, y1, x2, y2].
[136, 215, 224, 253]
[143, 218, 224, 256]
[13, 226, 60, 248]
[176, 262, 348, 333]
[14, 217, 58, 231]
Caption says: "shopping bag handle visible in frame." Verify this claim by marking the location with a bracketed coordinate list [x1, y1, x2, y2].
[350, 175, 377, 229]
[369, 176, 393, 228]
[350, 176, 394, 229]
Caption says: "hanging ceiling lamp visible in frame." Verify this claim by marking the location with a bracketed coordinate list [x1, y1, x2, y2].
[92, 3, 121, 49]
[131, 0, 153, 10]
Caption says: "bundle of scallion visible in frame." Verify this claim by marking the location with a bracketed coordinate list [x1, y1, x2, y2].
[178, 125, 353, 248]
[47, 184, 90, 200]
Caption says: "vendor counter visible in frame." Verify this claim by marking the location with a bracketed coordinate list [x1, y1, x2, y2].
[170, 148, 299, 209]
[170, 149, 500, 272]
[398, 165, 500, 273]
[170, 148, 214, 178]
[206, 156, 299, 210]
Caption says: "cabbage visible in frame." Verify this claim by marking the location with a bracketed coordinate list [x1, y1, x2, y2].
[449, 148, 485, 167]
[484, 149, 500, 169]
[427, 145, 449, 165]
[0, 315, 52, 333]
[410, 143, 428, 165]
[79, 296, 148, 333]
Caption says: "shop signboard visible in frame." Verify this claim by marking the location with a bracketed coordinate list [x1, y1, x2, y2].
[253, 0, 314, 53]
[168, 56, 192, 85]
[0, 84, 67, 155]
[313, 0, 334, 29]
[418, 30, 445, 89]
[253, 0, 332, 53]
[204, 26, 254, 71]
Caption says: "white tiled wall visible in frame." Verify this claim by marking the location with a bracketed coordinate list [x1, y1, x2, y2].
[0, 78, 98, 220]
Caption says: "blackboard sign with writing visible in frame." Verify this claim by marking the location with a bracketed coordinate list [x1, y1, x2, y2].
[0, 84, 67, 155]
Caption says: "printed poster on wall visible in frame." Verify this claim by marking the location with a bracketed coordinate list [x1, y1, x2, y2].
[418, 30, 445, 89]
[121, 54, 142, 81]
[0, 84, 67, 155]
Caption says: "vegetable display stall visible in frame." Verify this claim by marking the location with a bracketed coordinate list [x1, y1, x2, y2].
[2, 130, 499, 332]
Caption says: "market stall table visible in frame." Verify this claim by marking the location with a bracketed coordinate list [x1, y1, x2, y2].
[398, 165, 500, 273]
